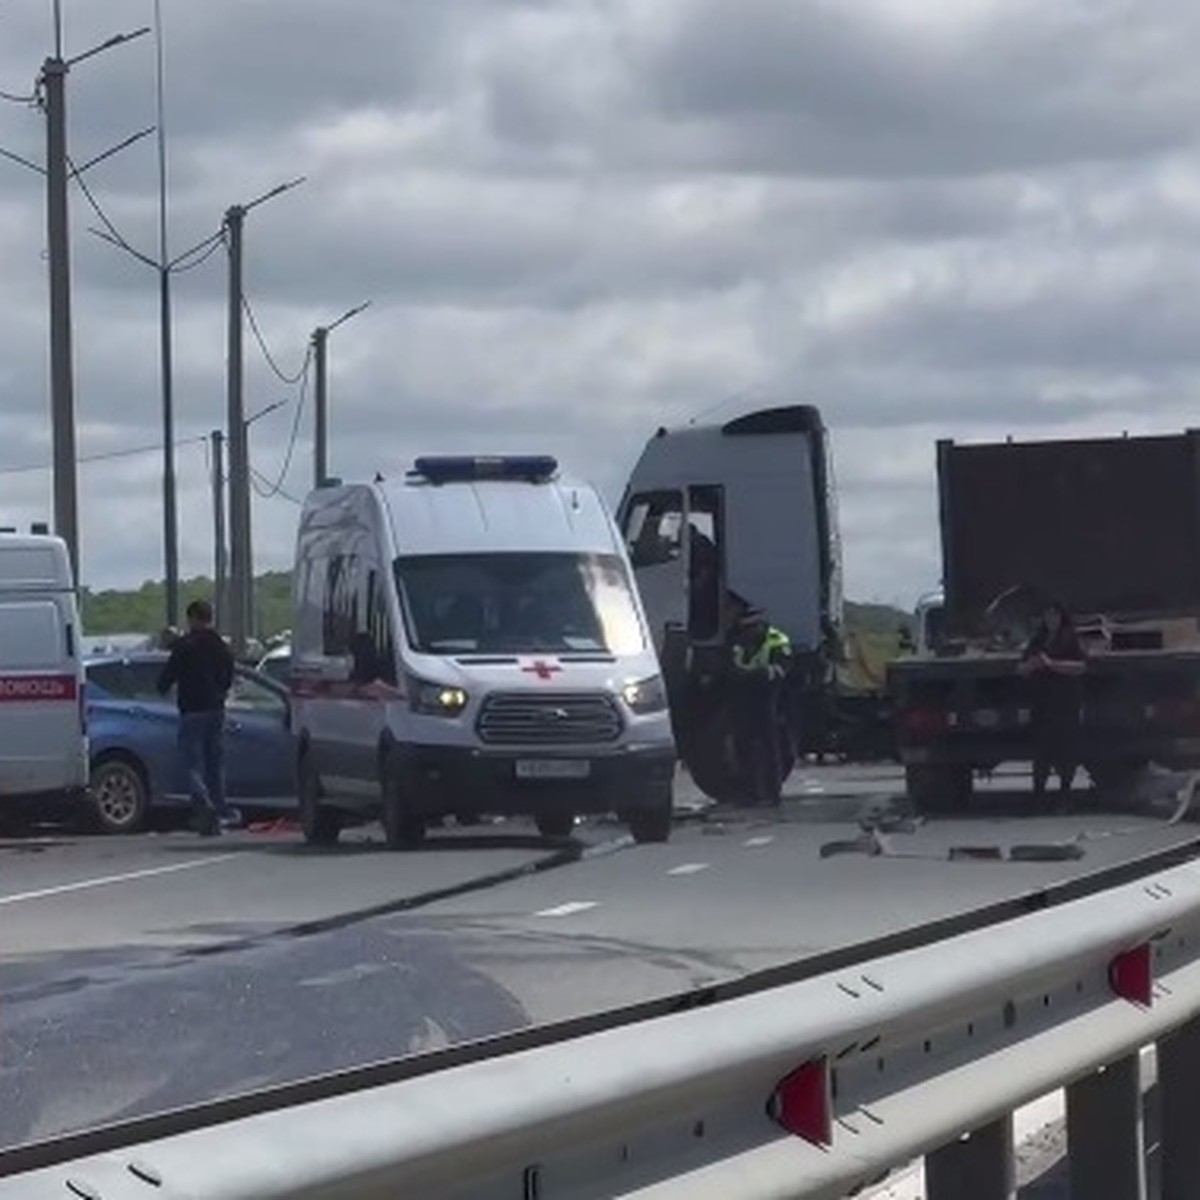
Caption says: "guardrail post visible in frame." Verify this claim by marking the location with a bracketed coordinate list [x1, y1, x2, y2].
[1159, 1017, 1200, 1200]
[1066, 1055, 1145, 1199]
[925, 1114, 1015, 1200]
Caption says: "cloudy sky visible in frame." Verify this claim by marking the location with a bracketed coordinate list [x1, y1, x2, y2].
[0, 0, 1197, 611]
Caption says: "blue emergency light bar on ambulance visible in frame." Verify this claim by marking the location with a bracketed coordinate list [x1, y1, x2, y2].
[290, 453, 677, 850]
[409, 455, 560, 485]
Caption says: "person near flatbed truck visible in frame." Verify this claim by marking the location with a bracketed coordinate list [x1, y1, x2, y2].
[729, 607, 792, 805]
[1017, 600, 1086, 802]
[156, 599, 239, 836]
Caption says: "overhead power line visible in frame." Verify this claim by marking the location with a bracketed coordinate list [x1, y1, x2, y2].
[241, 292, 311, 385]
[255, 363, 311, 498]
[250, 464, 302, 505]
[0, 433, 205, 476]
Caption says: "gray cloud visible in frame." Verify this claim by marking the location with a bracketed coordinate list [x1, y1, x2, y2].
[2, 0, 1200, 606]
[629, 0, 1200, 178]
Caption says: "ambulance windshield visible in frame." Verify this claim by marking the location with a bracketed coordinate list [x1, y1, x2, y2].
[394, 552, 646, 656]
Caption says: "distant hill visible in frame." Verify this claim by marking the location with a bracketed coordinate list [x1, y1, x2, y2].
[845, 599, 913, 637]
[83, 573, 915, 649]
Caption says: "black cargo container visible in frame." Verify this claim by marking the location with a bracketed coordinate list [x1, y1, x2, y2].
[889, 431, 1200, 812]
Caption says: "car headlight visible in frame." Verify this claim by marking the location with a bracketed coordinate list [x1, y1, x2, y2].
[408, 677, 468, 717]
[621, 675, 668, 714]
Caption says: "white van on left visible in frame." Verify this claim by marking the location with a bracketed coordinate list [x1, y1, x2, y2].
[0, 533, 87, 829]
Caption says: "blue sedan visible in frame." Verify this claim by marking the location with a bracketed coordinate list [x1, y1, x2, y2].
[84, 652, 297, 834]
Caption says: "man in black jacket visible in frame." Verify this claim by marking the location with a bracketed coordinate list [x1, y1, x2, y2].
[157, 599, 236, 836]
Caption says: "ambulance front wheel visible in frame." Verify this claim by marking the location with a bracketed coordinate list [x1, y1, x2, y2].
[381, 748, 427, 851]
[626, 783, 673, 844]
[536, 811, 575, 839]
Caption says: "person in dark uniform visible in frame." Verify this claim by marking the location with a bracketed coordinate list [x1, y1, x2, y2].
[729, 608, 792, 805]
[1018, 600, 1086, 802]
[157, 599, 236, 836]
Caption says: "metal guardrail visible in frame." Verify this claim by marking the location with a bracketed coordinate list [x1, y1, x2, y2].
[8, 848, 1200, 1198]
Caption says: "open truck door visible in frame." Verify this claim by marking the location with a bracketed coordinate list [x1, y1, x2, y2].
[618, 405, 845, 800]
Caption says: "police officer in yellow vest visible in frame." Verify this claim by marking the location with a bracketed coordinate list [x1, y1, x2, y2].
[730, 607, 792, 806]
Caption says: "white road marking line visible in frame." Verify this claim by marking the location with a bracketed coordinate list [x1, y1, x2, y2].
[0, 854, 240, 906]
[667, 862, 710, 876]
[743, 836, 775, 847]
[535, 901, 599, 918]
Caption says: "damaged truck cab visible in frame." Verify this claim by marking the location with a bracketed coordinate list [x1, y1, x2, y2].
[616, 405, 847, 801]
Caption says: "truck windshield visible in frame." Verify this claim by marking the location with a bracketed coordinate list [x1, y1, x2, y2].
[394, 552, 646, 656]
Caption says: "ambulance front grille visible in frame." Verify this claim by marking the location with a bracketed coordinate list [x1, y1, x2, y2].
[477, 692, 623, 746]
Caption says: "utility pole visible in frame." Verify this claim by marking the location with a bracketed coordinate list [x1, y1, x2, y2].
[312, 301, 369, 490]
[312, 326, 327, 490]
[153, 0, 179, 629]
[222, 177, 305, 658]
[42, 54, 78, 585]
[32, 19, 151, 590]
[159, 260, 178, 623]
[211, 429, 226, 629]
[224, 204, 248, 655]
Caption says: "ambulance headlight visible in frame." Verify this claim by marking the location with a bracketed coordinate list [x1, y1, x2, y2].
[409, 677, 468, 716]
[621, 675, 668, 715]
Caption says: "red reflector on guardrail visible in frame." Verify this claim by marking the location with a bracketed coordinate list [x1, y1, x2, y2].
[768, 1058, 832, 1147]
[1109, 943, 1153, 1007]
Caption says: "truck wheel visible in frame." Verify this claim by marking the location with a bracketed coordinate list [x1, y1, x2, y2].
[685, 716, 742, 804]
[1086, 759, 1147, 794]
[536, 812, 575, 839]
[381, 750, 426, 851]
[627, 785, 673, 844]
[905, 764, 972, 815]
[298, 754, 342, 846]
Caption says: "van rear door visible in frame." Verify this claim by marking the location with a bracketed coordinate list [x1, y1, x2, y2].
[0, 597, 84, 796]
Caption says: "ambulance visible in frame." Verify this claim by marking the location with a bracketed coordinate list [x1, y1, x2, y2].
[0, 532, 87, 824]
[289, 456, 676, 849]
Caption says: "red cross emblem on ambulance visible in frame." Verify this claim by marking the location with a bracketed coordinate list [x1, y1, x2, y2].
[521, 660, 562, 681]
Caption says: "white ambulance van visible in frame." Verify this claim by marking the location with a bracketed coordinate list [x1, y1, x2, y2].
[290, 455, 676, 849]
[0, 532, 87, 825]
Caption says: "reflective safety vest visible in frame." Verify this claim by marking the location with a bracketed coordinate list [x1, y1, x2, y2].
[732, 627, 791, 682]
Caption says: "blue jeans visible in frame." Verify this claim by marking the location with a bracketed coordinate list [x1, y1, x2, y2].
[179, 710, 229, 818]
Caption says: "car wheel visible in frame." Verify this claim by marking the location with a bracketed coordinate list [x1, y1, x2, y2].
[536, 811, 575, 840]
[381, 749, 426, 851]
[298, 753, 342, 846]
[90, 755, 150, 835]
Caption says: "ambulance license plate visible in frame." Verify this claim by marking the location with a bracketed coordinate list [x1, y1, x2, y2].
[515, 759, 591, 780]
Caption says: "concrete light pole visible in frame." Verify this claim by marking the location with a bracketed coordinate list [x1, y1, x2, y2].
[222, 178, 304, 656]
[312, 301, 370, 490]
[40, 16, 149, 585]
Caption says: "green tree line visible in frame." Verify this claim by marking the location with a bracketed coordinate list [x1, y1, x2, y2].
[83, 573, 913, 646]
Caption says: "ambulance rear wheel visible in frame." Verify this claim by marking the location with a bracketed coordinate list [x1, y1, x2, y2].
[298, 753, 342, 846]
[381, 750, 426, 850]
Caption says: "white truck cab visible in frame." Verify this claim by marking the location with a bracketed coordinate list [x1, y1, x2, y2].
[0, 533, 87, 823]
[290, 455, 676, 848]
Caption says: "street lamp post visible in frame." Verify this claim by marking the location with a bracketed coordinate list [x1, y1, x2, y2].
[223, 178, 305, 657]
[312, 301, 370, 490]
[38, 20, 149, 586]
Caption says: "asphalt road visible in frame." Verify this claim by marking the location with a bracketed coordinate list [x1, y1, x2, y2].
[1, 760, 1196, 1159]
